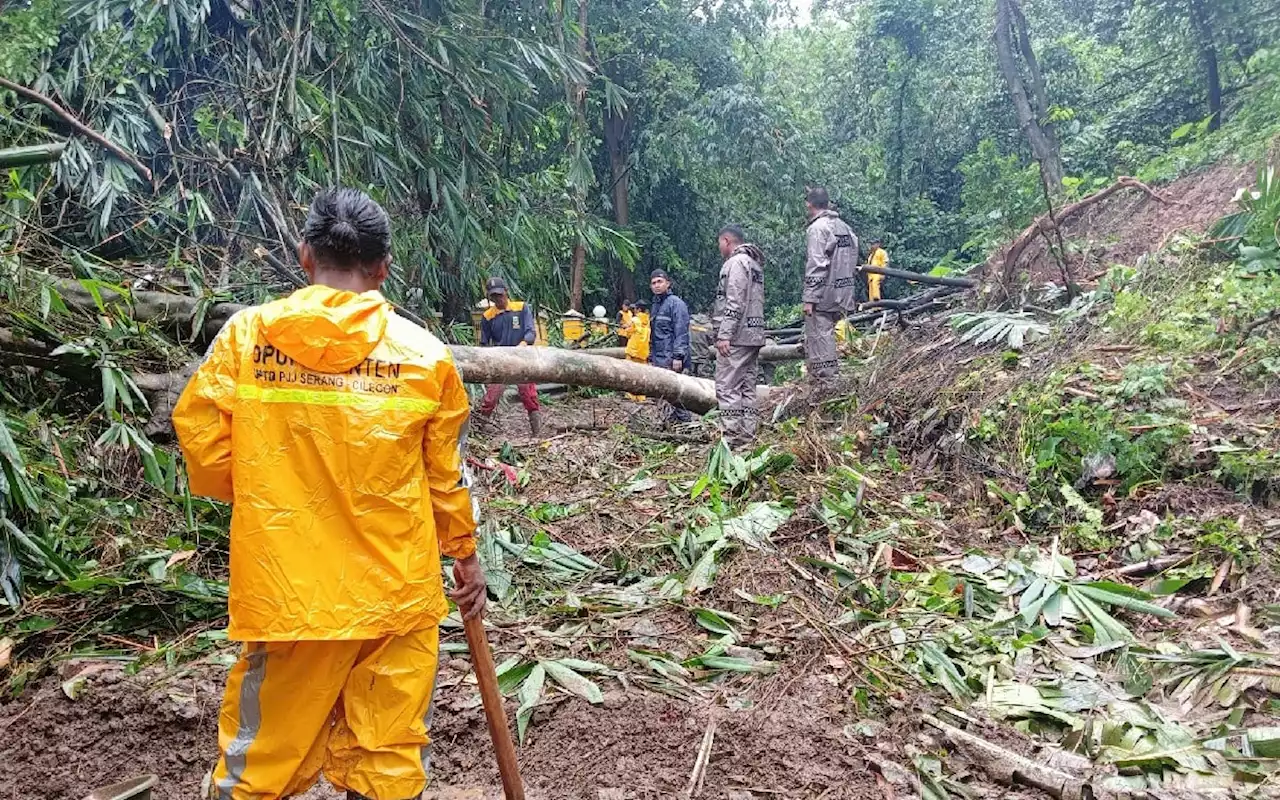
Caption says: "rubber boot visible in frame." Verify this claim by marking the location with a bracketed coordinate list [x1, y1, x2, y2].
[528, 410, 544, 438]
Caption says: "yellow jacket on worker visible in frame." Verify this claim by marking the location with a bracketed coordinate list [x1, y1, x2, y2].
[625, 310, 651, 362]
[867, 245, 888, 302]
[173, 284, 477, 642]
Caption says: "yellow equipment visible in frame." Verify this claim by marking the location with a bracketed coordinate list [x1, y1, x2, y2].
[560, 309, 586, 344]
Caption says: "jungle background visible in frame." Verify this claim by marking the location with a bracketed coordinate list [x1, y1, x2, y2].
[4, 0, 1280, 798]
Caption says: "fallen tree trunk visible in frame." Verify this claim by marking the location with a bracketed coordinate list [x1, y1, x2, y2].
[582, 344, 804, 362]
[451, 346, 728, 413]
[5, 279, 766, 416]
[859, 265, 977, 289]
[2, 328, 750, 421]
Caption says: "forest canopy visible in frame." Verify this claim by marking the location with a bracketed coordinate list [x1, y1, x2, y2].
[1, 0, 1279, 322]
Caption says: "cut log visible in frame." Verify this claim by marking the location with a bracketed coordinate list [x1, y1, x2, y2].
[582, 344, 804, 362]
[451, 346, 727, 413]
[0, 142, 67, 169]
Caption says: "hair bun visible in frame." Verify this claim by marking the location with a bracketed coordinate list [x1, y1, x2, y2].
[328, 219, 360, 254]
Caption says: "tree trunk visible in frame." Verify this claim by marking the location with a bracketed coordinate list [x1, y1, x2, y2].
[569, 243, 587, 312]
[994, 0, 1064, 191]
[1009, 1, 1062, 170]
[557, 0, 591, 312]
[440, 250, 466, 323]
[604, 107, 636, 301]
[2, 280, 758, 418]
[605, 110, 630, 227]
[1188, 0, 1222, 131]
[889, 69, 909, 231]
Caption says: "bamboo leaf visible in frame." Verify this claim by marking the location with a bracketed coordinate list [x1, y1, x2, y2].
[542, 660, 604, 704]
[516, 663, 545, 743]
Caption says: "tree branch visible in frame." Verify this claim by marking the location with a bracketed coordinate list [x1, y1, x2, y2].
[994, 176, 1171, 287]
[0, 76, 153, 183]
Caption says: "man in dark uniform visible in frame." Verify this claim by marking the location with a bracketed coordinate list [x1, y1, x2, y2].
[476, 276, 542, 436]
[713, 225, 766, 448]
[647, 269, 692, 424]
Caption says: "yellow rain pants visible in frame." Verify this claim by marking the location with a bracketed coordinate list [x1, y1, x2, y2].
[212, 626, 439, 800]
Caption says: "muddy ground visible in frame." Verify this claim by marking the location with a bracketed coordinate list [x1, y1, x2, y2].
[0, 648, 890, 799]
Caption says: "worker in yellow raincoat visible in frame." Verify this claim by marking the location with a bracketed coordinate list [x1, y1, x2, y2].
[617, 301, 634, 346]
[866, 239, 888, 303]
[624, 299, 650, 401]
[174, 188, 487, 800]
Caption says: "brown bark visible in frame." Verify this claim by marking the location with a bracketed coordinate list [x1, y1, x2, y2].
[993, 0, 1064, 191]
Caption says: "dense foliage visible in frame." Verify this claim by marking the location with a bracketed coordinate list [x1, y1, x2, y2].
[2, 0, 1278, 319]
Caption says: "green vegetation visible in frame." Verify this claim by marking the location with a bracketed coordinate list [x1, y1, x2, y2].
[1, 0, 1280, 794]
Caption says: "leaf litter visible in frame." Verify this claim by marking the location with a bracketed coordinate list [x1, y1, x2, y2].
[9, 170, 1280, 798]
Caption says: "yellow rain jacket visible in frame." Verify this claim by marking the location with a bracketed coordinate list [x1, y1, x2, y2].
[625, 310, 651, 362]
[173, 284, 476, 642]
[868, 246, 888, 302]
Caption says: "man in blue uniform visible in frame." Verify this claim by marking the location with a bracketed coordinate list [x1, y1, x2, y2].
[647, 269, 692, 424]
[477, 276, 542, 436]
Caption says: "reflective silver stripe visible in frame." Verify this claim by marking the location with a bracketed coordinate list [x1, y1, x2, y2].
[218, 645, 268, 799]
[419, 651, 442, 777]
[458, 417, 480, 526]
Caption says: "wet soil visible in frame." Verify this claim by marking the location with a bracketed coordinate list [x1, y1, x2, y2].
[0, 659, 888, 800]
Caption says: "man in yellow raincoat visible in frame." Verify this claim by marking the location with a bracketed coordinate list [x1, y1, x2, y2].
[623, 299, 650, 401]
[866, 239, 888, 303]
[174, 188, 487, 800]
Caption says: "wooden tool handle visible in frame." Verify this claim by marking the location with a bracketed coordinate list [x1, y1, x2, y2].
[464, 613, 526, 800]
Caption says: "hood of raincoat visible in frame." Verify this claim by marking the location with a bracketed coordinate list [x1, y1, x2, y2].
[734, 243, 765, 266]
[258, 284, 389, 373]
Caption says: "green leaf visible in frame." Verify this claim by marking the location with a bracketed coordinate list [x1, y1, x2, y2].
[1075, 583, 1175, 619]
[542, 660, 604, 704]
[1247, 727, 1280, 759]
[694, 608, 740, 637]
[515, 663, 545, 743]
[684, 537, 731, 594]
[696, 655, 777, 674]
[496, 659, 535, 695]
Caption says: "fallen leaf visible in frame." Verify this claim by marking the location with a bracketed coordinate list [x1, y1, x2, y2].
[165, 550, 196, 569]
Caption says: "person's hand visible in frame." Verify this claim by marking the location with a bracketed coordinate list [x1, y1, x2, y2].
[803, 303, 815, 316]
[451, 554, 487, 620]
[716, 339, 731, 357]
[518, 340, 529, 347]
[672, 359, 683, 373]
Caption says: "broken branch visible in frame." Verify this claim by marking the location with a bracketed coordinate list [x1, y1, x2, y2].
[0, 76, 153, 182]
[994, 176, 1170, 285]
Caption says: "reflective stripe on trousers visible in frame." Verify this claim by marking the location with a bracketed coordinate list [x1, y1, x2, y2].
[804, 311, 840, 384]
[715, 345, 761, 446]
